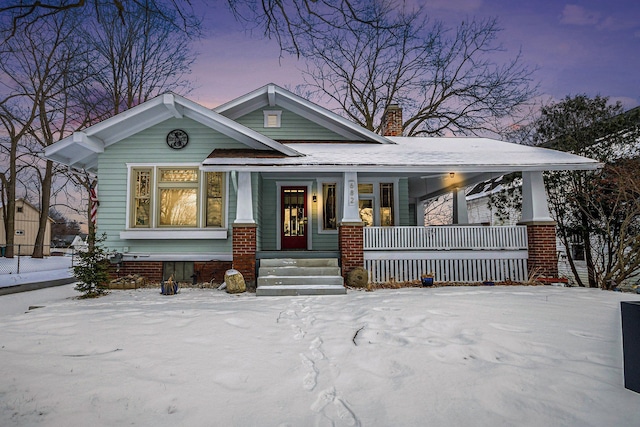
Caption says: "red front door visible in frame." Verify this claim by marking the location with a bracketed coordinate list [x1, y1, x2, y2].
[282, 187, 307, 250]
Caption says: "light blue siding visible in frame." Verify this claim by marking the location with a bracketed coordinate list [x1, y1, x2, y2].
[97, 117, 243, 255]
[235, 108, 350, 140]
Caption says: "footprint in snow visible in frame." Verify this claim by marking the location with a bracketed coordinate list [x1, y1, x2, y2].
[311, 387, 360, 427]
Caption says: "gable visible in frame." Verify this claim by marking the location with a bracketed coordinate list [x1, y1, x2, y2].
[44, 93, 301, 174]
[234, 108, 350, 141]
[215, 84, 392, 144]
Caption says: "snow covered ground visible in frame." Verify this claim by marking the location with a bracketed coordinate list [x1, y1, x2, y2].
[1, 285, 640, 426]
[0, 256, 73, 288]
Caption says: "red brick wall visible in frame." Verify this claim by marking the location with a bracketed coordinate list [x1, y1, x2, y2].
[109, 261, 163, 282]
[195, 260, 233, 284]
[339, 224, 364, 278]
[108, 260, 233, 284]
[232, 225, 257, 288]
[526, 223, 559, 278]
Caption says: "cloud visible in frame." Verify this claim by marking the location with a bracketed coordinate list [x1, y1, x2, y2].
[560, 4, 600, 26]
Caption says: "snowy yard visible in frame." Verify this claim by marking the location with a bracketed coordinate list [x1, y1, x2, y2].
[1, 285, 639, 426]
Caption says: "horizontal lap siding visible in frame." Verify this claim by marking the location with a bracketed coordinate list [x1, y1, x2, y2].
[235, 109, 349, 140]
[259, 179, 278, 250]
[98, 118, 243, 255]
[398, 178, 410, 226]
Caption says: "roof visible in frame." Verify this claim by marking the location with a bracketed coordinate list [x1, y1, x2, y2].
[43, 92, 304, 173]
[43, 85, 600, 176]
[202, 137, 601, 173]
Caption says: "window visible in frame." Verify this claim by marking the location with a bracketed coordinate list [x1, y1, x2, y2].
[359, 199, 374, 226]
[357, 181, 395, 227]
[163, 261, 194, 282]
[158, 168, 198, 227]
[132, 168, 152, 227]
[206, 172, 224, 227]
[380, 183, 394, 226]
[322, 183, 337, 230]
[130, 166, 225, 229]
[16, 206, 23, 213]
[15, 230, 25, 236]
[263, 110, 282, 128]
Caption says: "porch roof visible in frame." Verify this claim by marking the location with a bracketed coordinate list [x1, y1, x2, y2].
[201, 136, 601, 173]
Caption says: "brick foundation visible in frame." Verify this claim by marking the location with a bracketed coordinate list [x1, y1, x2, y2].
[108, 260, 232, 284]
[194, 260, 233, 284]
[339, 223, 364, 278]
[525, 222, 559, 278]
[232, 224, 257, 289]
[109, 261, 163, 283]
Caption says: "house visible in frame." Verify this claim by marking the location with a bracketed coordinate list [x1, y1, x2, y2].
[0, 199, 52, 256]
[43, 84, 599, 294]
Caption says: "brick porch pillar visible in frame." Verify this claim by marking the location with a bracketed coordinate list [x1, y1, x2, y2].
[520, 171, 558, 279]
[232, 223, 257, 289]
[232, 171, 257, 289]
[339, 223, 364, 278]
[524, 222, 558, 278]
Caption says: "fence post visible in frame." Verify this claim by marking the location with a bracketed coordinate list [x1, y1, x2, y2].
[17, 244, 21, 274]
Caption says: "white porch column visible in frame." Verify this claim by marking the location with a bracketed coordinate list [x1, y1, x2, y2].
[341, 171, 362, 223]
[234, 171, 255, 224]
[521, 171, 553, 223]
[452, 187, 469, 225]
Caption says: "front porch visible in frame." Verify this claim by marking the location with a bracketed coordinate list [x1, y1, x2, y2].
[229, 169, 560, 293]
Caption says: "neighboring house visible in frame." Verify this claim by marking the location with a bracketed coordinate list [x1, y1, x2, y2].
[466, 176, 520, 226]
[0, 199, 52, 256]
[44, 84, 599, 293]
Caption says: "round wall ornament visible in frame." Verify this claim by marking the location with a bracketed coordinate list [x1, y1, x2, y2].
[166, 129, 189, 149]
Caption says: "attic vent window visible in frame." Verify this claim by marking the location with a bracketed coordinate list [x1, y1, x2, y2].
[263, 110, 282, 128]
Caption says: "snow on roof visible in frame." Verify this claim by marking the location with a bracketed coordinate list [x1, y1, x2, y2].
[202, 137, 601, 173]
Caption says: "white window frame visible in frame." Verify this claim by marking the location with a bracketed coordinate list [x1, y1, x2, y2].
[357, 178, 400, 227]
[122, 163, 229, 240]
[263, 110, 282, 128]
[316, 178, 343, 234]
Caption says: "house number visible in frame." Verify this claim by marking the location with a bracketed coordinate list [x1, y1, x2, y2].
[348, 180, 356, 206]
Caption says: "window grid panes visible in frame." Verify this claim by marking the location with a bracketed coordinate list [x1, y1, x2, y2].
[133, 169, 152, 227]
[131, 167, 226, 229]
[206, 172, 224, 227]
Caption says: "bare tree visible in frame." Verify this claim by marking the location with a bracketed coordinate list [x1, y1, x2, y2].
[0, 0, 201, 39]
[0, 10, 91, 257]
[288, 1, 536, 136]
[82, 1, 196, 118]
[527, 95, 640, 288]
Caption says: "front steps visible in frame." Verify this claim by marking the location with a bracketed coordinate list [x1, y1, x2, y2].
[256, 258, 346, 296]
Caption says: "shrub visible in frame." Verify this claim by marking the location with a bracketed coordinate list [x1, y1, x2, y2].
[73, 233, 110, 298]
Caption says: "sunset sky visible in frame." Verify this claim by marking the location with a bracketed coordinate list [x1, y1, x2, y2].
[188, 0, 640, 110]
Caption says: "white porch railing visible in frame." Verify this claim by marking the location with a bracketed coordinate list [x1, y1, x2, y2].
[363, 226, 529, 283]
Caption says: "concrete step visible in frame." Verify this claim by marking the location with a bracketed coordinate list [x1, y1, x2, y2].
[260, 258, 338, 268]
[256, 258, 345, 297]
[258, 266, 342, 277]
[257, 275, 344, 287]
[256, 285, 347, 296]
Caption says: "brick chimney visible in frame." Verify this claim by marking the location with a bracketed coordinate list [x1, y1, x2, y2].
[380, 104, 403, 136]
